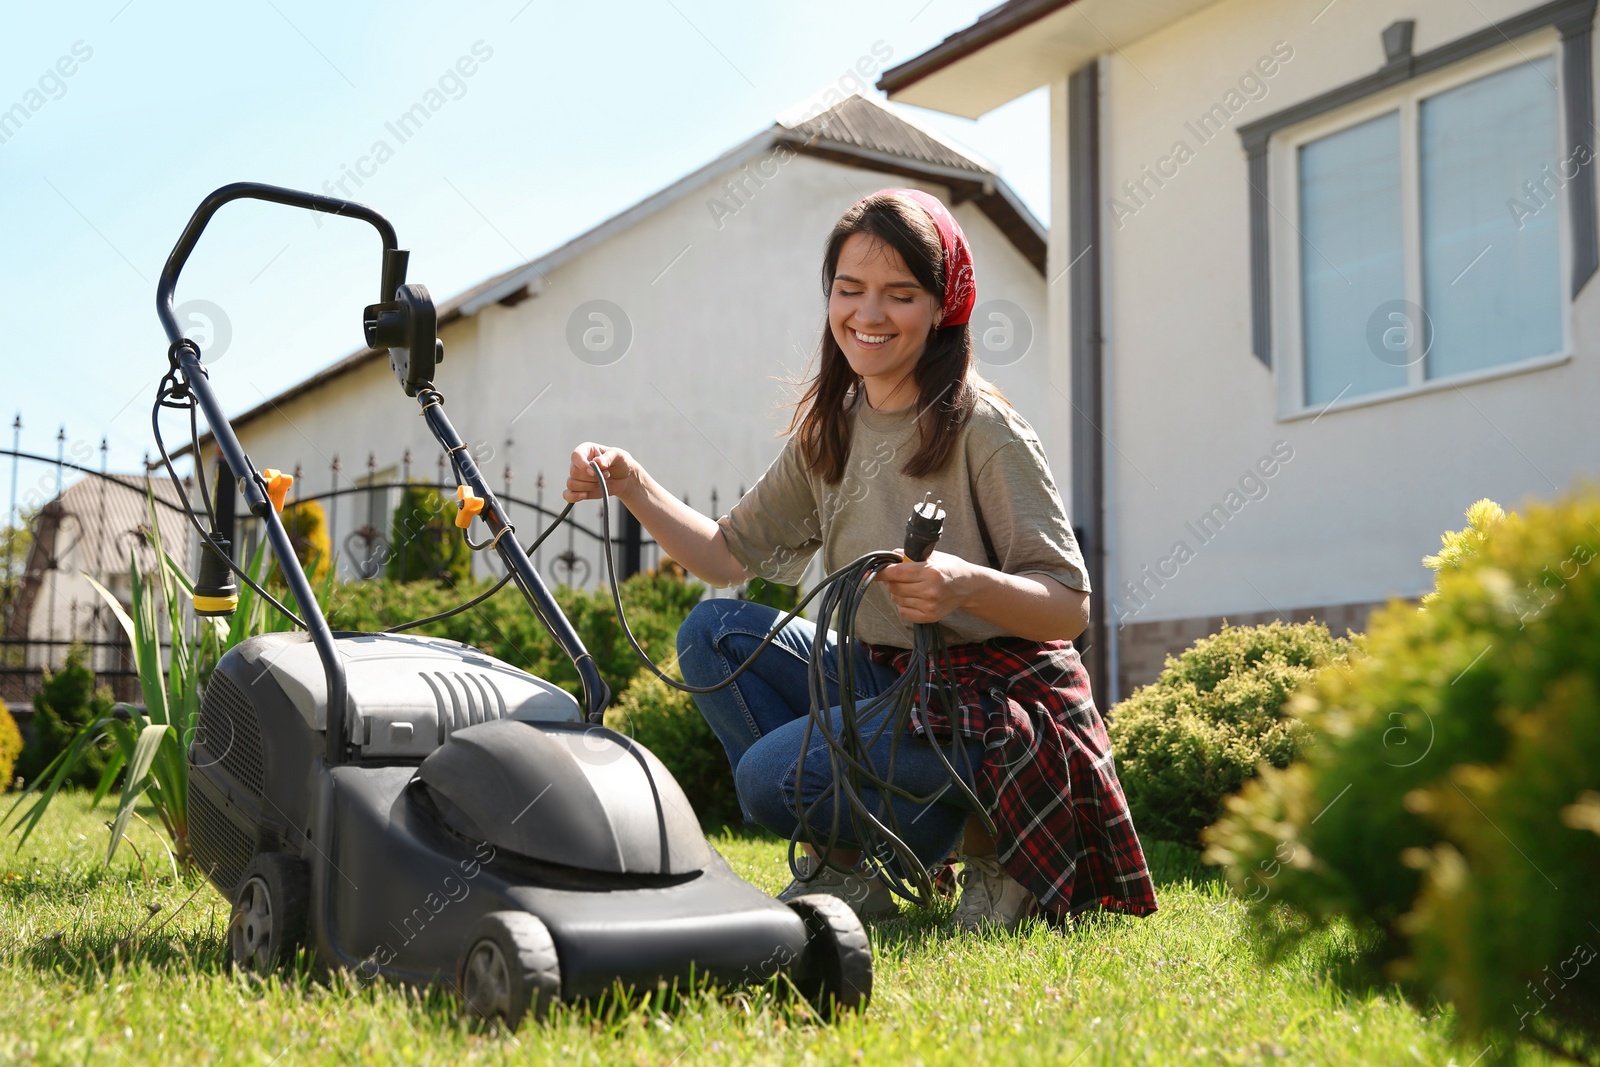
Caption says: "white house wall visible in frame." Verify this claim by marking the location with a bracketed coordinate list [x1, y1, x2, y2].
[224, 152, 1049, 587]
[1081, 0, 1599, 629]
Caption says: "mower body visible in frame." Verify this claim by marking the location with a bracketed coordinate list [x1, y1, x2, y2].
[190, 631, 811, 997]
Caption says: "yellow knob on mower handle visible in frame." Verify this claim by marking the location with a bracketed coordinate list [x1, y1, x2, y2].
[455, 485, 485, 528]
[261, 468, 294, 513]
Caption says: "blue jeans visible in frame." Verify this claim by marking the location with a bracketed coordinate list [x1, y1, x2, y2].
[675, 598, 985, 870]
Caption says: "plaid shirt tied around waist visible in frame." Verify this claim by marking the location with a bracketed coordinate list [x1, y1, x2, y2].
[861, 635, 1158, 920]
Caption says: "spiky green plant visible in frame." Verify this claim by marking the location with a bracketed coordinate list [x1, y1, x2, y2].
[4, 484, 307, 870]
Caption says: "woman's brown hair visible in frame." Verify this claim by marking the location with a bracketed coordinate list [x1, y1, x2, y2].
[782, 190, 1008, 484]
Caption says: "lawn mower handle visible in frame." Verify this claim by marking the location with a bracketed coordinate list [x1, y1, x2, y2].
[172, 344, 352, 764]
[157, 182, 402, 348]
[158, 183, 611, 748]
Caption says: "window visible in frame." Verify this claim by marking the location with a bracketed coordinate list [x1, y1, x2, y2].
[1420, 59, 1562, 379]
[1239, 4, 1597, 416]
[1298, 111, 1407, 405]
[1291, 53, 1564, 409]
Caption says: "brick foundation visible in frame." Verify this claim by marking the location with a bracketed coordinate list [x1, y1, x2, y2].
[1112, 599, 1396, 700]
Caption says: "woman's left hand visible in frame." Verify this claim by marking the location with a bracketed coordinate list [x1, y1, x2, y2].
[875, 550, 975, 624]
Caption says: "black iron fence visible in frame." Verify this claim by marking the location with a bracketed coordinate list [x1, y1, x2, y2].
[0, 639, 139, 707]
[2, 433, 745, 715]
[253, 472, 674, 588]
[217, 458, 745, 588]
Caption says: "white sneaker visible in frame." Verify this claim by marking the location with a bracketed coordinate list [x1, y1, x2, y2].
[952, 853, 1035, 932]
[777, 853, 899, 919]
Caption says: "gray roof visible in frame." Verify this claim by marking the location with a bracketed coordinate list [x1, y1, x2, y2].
[783, 92, 991, 176]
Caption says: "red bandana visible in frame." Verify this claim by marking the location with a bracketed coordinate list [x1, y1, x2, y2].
[856, 188, 977, 328]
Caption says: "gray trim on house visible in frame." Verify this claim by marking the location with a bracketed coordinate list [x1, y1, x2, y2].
[1067, 59, 1108, 703]
[1238, 0, 1599, 366]
[1246, 146, 1271, 368]
[1562, 6, 1599, 293]
[877, 0, 1078, 97]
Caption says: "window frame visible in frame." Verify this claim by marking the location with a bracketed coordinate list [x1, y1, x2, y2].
[1236, 0, 1598, 417]
[1271, 35, 1574, 418]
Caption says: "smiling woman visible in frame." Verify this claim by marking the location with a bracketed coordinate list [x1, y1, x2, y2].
[562, 188, 1157, 933]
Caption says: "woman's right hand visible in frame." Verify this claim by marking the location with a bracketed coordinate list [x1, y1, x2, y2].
[565, 443, 644, 504]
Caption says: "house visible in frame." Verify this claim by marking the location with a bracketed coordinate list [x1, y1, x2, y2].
[3, 472, 189, 707]
[189, 91, 1051, 597]
[881, 0, 1600, 700]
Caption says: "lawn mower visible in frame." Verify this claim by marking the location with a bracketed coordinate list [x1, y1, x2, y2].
[153, 182, 873, 1028]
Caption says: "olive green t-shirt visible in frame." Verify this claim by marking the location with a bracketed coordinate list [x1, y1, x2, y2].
[716, 387, 1090, 649]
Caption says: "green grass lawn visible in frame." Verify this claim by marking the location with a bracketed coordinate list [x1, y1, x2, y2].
[0, 792, 1550, 1066]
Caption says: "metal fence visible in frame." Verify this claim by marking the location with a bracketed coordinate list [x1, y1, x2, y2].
[1, 430, 747, 715]
[216, 448, 748, 589]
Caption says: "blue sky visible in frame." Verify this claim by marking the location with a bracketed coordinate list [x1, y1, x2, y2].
[1, 0, 1046, 510]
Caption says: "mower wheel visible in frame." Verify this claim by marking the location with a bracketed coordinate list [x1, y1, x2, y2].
[785, 893, 873, 1018]
[229, 852, 310, 973]
[458, 912, 561, 1029]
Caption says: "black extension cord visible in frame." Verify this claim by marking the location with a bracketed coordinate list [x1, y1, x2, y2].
[584, 461, 992, 909]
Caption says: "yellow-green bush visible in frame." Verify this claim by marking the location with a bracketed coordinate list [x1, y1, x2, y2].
[0, 697, 20, 790]
[1202, 491, 1600, 1052]
[269, 500, 331, 586]
[1420, 497, 1505, 605]
[605, 655, 740, 829]
[1108, 620, 1351, 846]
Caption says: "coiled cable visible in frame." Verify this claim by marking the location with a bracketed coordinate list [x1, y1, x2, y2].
[583, 460, 992, 908]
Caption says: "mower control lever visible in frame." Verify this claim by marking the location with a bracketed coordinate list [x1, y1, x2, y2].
[362, 280, 440, 397]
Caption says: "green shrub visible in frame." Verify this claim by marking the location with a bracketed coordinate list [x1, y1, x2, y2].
[613, 565, 706, 620]
[326, 568, 705, 703]
[740, 577, 802, 614]
[0, 698, 20, 790]
[1108, 620, 1352, 846]
[385, 485, 472, 586]
[15, 647, 114, 789]
[1201, 491, 1600, 1054]
[605, 655, 740, 829]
